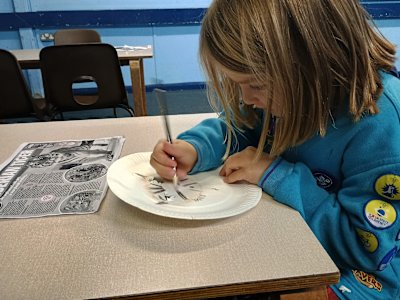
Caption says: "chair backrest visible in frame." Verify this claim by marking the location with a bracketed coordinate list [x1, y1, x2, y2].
[0, 49, 36, 119]
[54, 29, 101, 45]
[39, 43, 133, 118]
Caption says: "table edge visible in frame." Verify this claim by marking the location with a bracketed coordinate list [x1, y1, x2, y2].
[116, 271, 340, 299]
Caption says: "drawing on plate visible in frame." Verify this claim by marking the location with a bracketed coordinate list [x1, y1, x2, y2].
[135, 173, 218, 204]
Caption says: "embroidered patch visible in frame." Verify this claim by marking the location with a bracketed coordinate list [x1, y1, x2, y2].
[375, 174, 400, 200]
[364, 200, 397, 229]
[313, 171, 335, 191]
[352, 270, 382, 292]
[378, 247, 398, 271]
[356, 228, 379, 253]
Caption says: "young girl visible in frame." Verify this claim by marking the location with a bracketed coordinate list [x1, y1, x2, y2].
[150, 1, 400, 299]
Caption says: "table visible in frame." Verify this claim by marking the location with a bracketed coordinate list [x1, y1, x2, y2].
[0, 114, 339, 299]
[11, 46, 153, 117]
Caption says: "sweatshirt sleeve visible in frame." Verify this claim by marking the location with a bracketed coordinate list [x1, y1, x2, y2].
[259, 94, 400, 272]
[178, 114, 261, 174]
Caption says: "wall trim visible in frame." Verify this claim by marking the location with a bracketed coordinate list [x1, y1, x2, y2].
[1, 4, 399, 30]
[75, 82, 206, 95]
[1, 9, 206, 30]
[144, 82, 206, 92]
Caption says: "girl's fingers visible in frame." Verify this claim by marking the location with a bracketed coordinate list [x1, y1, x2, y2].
[150, 140, 192, 181]
[223, 168, 246, 183]
[221, 158, 249, 183]
[150, 156, 176, 180]
[150, 141, 177, 168]
[220, 154, 243, 177]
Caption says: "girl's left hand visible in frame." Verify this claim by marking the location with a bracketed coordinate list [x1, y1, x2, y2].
[219, 146, 273, 185]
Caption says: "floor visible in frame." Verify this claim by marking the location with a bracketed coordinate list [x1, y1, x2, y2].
[4, 89, 213, 123]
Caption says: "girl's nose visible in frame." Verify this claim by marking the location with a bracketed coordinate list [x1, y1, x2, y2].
[240, 86, 256, 105]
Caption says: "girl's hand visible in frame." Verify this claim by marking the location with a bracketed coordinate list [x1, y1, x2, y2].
[220, 146, 273, 185]
[150, 139, 198, 180]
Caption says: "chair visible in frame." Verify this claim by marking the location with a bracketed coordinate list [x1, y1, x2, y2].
[54, 29, 101, 45]
[39, 43, 134, 119]
[0, 49, 46, 121]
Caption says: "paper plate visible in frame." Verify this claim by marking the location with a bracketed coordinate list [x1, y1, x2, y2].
[107, 152, 262, 220]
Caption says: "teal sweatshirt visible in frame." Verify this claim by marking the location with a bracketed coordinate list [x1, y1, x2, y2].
[178, 71, 400, 299]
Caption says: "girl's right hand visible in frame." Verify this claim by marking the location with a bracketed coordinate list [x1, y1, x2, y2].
[150, 139, 198, 181]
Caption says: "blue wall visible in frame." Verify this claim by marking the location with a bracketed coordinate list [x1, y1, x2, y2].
[1, 0, 400, 96]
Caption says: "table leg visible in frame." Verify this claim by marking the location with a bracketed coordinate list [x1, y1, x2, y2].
[129, 59, 148, 116]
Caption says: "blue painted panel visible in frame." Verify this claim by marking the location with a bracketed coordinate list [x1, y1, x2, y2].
[0, 0, 14, 13]
[98, 27, 157, 86]
[13, 0, 32, 12]
[374, 19, 400, 69]
[0, 30, 21, 49]
[31, 0, 212, 11]
[19, 28, 43, 96]
[153, 25, 205, 84]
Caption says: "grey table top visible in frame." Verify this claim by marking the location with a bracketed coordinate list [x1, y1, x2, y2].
[0, 114, 339, 299]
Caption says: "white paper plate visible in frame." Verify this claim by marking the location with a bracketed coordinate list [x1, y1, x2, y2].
[107, 152, 262, 220]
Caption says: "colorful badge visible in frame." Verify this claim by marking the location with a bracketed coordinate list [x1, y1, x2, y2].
[313, 171, 335, 191]
[356, 228, 379, 253]
[352, 270, 382, 292]
[378, 247, 398, 271]
[375, 174, 400, 200]
[364, 200, 397, 229]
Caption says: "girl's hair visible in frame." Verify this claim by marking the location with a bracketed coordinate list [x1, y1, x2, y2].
[200, 0, 396, 158]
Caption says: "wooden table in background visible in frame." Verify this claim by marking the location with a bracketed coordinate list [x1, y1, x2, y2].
[11, 46, 153, 116]
[0, 113, 339, 299]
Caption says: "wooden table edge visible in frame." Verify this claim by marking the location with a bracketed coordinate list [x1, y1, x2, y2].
[112, 272, 340, 299]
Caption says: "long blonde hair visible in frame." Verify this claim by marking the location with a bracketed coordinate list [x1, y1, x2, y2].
[200, 0, 396, 158]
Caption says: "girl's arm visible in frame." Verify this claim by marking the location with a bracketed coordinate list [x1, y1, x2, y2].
[259, 105, 400, 273]
[178, 113, 261, 173]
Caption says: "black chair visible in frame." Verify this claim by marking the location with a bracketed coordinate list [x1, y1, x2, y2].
[39, 43, 134, 119]
[54, 29, 101, 45]
[0, 49, 46, 122]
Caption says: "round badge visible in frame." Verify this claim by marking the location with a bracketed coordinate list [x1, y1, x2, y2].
[378, 246, 398, 271]
[375, 174, 400, 200]
[356, 228, 379, 253]
[364, 200, 397, 229]
[313, 171, 335, 191]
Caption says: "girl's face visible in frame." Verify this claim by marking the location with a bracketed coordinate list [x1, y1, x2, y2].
[222, 68, 282, 116]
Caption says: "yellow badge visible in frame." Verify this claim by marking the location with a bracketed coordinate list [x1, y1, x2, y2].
[356, 228, 379, 253]
[364, 200, 397, 229]
[375, 174, 400, 200]
[352, 270, 382, 292]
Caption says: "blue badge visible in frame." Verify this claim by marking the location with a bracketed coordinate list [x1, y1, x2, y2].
[377, 246, 398, 271]
[313, 171, 336, 191]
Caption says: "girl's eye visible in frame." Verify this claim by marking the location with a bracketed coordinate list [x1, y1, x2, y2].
[249, 84, 266, 90]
